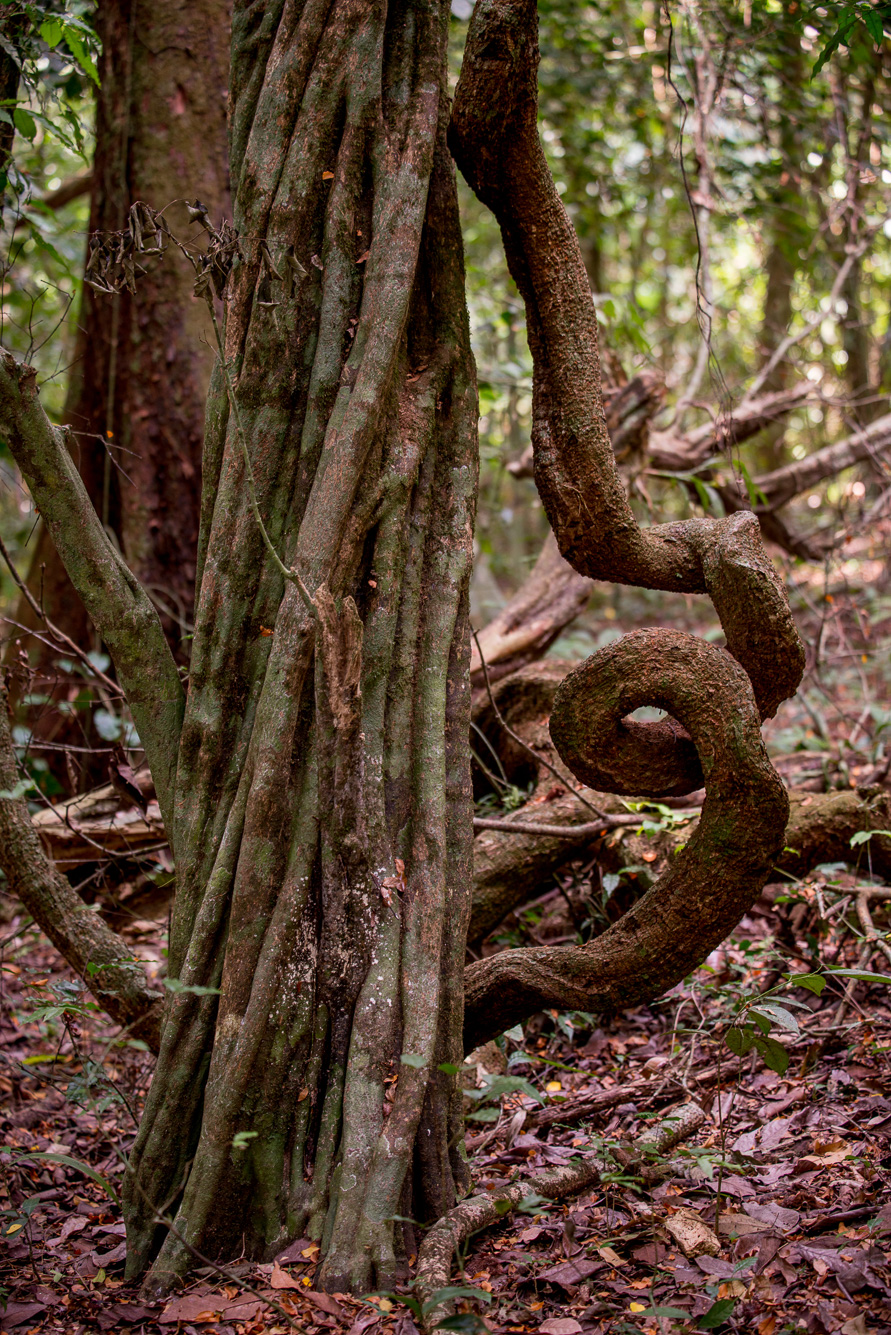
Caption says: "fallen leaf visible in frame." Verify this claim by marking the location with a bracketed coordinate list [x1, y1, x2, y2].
[743, 1201, 800, 1233]
[539, 1320, 582, 1335]
[664, 1207, 721, 1259]
[322, 170, 335, 180]
[160, 1294, 225, 1324]
[0, 1303, 46, 1329]
[305, 1289, 346, 1317]
[537, 1257, 603, 1286]
[597, 1244, 627, 1267]
[270, 1261, 300, 1290]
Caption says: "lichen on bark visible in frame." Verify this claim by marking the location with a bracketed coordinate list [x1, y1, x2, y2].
[1, 0, 477, 1299]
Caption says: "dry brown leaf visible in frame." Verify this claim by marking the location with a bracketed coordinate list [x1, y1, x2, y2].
[664, 1207, 721, 1259]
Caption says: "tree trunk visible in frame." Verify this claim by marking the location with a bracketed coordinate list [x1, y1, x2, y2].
[117, 0, 477, 1295]
[16, 0, 229, 653]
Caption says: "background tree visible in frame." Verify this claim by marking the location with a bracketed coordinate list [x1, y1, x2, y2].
[2, 0, 229, 663]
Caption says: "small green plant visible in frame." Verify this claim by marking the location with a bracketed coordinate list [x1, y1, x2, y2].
[360, 1283, 493, 1334]
[723, 965, 891, 1074]
[463, 1071, 543, 1123]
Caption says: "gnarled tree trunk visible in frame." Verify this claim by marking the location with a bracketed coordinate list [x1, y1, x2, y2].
[1, 0, 477, 1298]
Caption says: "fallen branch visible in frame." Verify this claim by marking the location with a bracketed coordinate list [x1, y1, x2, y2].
[526, 1064, 720, 1132]
[416, 1101, 706, 1328]
[1, 678, 163, 1050]
[754, 410, 891, 510]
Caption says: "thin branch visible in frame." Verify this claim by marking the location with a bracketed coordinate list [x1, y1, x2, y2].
[0, 534, 119, 693]
[0, 350, 185, 829]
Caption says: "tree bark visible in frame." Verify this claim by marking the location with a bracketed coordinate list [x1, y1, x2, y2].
[14, 0, 229, 654]
[2, 0, 477, 1296]
[450, 0, 803, 1046]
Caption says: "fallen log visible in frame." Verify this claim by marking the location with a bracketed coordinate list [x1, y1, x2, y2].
[29, 765, 166, 865]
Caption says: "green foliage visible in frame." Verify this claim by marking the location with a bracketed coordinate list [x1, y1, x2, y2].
[698, 1297, 738, 1328]
[810, 1, 890, 74]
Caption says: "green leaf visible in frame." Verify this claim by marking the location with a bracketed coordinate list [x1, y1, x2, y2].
[825, 968, 890, 984]
[11, 1151, 118, 1204]
[12, 107, 36, 141]
[437, 1062, 460, 1075]
[691, 476, 724, 516]
[640, 1307, 690, 1320]
[232, 1131, 258, 1151]
[61, 25, 99, 85]
[433, 1317, 489, 1335]
[480, 1074, 544, 1104]
[724, 1025, 754, 1057]
[423, 1286, 493, 1316]
[748, 1002, 800, 1034]
[850, 828, 891, 847]
[39, 19, 64, 48]
[698, 1298, 737, 1329]
[737, 459, 768, 508]
[400, 1053, 426, 1069]
[466, 1107, 501, 1122]
[752, 1011, 772, 1035]
[753, 1033, 789, 1075]
[791, 972, 827, 995]
[0, 777, 36, 800]
[862, 8, 884, 42]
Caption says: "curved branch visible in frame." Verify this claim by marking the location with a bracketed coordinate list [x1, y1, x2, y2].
[464, 632, 788, 1049]
[0, 352, 184, 828]
[0, 679, 163, 1049]
[449, 0, 804, 729]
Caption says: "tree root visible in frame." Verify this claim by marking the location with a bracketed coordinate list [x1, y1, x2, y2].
[415, 1101, 706, 1329]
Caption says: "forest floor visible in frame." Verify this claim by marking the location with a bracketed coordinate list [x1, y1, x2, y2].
[2, 559, 891, 1335]
[2, 849, 890, 1335]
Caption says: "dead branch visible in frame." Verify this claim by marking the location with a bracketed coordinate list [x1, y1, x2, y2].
[0, 678, 163, 1050]
[415, 1101, 706, 1329]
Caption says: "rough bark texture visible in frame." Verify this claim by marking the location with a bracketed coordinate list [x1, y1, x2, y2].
[15, 0, 229, 652]
[0, 677, 163, 1047]
[2, 0, 477, 1298]
[450, 0, 804, 1045]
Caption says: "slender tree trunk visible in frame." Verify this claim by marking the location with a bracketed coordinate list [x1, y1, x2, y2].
[119, 0, 477, 1296]
[16, 0, 229, 652]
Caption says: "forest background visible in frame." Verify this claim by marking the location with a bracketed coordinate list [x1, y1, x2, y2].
[2, 1, 891, 1334]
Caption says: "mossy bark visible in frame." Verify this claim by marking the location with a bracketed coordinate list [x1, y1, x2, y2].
[119, 0, 477, 1296]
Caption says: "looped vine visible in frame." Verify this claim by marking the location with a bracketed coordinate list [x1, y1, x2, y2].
[452, 0, 806, 1046]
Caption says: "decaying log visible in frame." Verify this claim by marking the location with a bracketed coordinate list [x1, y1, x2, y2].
[30, 764, 165, 865]
[647, 384, 811, 473]
[470, 531, 593, 685]
[755, 410, 891, 511]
